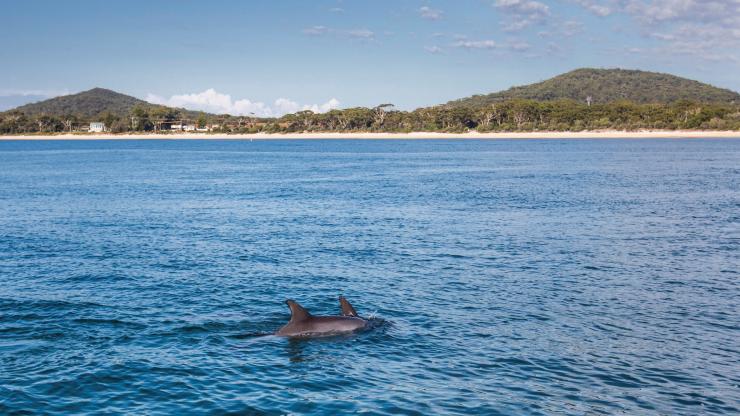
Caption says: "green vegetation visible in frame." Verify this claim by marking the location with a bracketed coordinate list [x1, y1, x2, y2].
[445, 68, 740, 107]
[2, 69, 739, 134]
[273, 100, 740, 132]
[3, 99, 739, 134]
[13, 87, 209, 121]
[16, 88, 151, 118]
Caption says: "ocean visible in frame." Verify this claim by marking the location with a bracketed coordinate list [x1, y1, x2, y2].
[1, 139, 738, 414]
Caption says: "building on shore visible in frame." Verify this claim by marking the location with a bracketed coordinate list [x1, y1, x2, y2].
[170, 122, 197, 132]
[89, 122, 106, 132]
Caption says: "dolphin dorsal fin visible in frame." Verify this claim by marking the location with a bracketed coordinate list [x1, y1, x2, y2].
[339, 296, 359, 317]
[286, 300, 311, 322]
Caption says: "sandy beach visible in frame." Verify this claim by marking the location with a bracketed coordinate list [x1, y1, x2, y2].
[1, 130, 740, 140]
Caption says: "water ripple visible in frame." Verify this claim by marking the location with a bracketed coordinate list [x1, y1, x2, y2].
[0, 139, 739, 414]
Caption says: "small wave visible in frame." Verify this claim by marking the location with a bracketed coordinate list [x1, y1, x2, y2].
[71, 318, 147, 329]
[0, 298, 106, 313]
[228, 331, 274, 339]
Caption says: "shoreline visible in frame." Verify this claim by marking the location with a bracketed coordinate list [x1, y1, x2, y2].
[1, 130, 740, 140]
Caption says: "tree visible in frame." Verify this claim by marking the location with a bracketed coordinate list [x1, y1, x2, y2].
[197, 112, 207, 129]
[130, 105, 149, 131]
[295, 110, 315, 130]
[100, 111, 117, 130]
[373, 104, 394, 127]
[61, 114, 78, 132]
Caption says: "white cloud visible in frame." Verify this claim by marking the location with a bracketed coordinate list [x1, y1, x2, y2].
[328, 7, 344, 13]
[419, 6, 443, 20]
[453, 39, 497, 49]
[619, 0, 739, 25]
[571, 0, 739, 30]
[572, 0, 613, 16]
[447, 34, 543, 54]
[562, 20, 585, 36]
[621, 0, 692, 23]
[348, 29, 375, 39]
[424, 45, 444, 54]
[146, 89, 340, 117]
[494, 0, 550, 32]
[502, 18, 534, 31]
[273, 98, 301, 115]
[303, 26, 375, 41]
[608, 0, 739, 61]
[273, 97, 341, 114]
[650, 32, 675, 41]
[495, 0, 550, 17]
[562, 1, 740, 62]
[303, 26, 330, 36]
[494, 0, 550, 31]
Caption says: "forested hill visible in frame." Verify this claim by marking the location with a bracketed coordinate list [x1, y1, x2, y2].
[444, 68, 740, 108]
[16, 88, 149, 118]
[13, 88, 206, 119]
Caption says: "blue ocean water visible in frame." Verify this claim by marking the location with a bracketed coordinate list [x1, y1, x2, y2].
[0, 139, 738, 415]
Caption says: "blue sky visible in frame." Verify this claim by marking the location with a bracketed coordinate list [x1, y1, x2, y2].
[2, 0, 739, 115]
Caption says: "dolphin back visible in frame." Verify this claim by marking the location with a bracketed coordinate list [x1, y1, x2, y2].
[339, 296, 359, 317]
[276, 298, 367, 337]
[286, 299, 311, 322]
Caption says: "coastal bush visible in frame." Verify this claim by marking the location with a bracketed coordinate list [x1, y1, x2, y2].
[2, 100, 739, 134]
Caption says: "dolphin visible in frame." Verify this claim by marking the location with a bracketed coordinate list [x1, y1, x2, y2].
[275, 296, 368, 337]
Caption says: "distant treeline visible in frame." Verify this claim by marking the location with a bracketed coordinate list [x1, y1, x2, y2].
[2, 100, 739, 134]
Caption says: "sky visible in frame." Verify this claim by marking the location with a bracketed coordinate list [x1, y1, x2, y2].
[2, 0, 739, 115]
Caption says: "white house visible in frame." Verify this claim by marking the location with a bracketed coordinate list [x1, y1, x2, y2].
[170, 123, 196, 131]
[89, 122, 106, 132]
